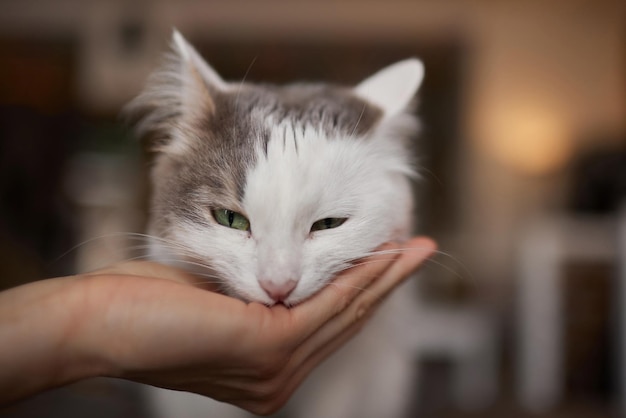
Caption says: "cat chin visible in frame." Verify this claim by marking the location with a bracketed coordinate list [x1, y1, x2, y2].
[227, 283, 319, 307]
[222, 270, 331, 307]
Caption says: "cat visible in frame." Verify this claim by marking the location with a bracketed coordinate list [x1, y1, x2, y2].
[126, 30, 424, 418]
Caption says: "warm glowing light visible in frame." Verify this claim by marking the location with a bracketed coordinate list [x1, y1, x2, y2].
[480, 103, 572, 175]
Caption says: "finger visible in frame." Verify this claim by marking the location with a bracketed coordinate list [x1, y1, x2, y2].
[287, 237, 436, 367]
[286, 242, 401, 343]
[255, 238, 437, 412]
[240, 310, 374, 415]
[354, 237, 437, 309]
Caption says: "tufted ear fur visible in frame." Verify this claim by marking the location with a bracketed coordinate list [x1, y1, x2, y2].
[125, 30, 228, 155]
[171, 30, 227, 92]
[354, 59, 424, 118]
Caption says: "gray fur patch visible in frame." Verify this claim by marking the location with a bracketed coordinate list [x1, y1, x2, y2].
[191, 83, 382, 200]
[226, 83, 383, 139]
[129, 59, 383, 230]
[144, 83, 382, 216]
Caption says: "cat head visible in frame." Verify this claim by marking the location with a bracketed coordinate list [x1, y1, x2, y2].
[127, 30, 424, 305]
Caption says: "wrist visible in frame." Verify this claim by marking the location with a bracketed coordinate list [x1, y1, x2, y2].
[0, 276, 110, 404]
[57, 275, 120, 381]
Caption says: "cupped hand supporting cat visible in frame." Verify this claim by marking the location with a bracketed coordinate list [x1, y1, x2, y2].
[0, 237, 435, 415]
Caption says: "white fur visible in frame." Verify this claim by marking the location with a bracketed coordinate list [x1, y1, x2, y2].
[355, 58, 424, 118]
[244, 119, 414, 304]
[163, 117, 415, 306]
[144, 32, 425, 418]
[150, 116, 421, 418]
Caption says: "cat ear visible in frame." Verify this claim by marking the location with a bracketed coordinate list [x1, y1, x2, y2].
[354, 59, 424, 117]
[125, 30, 227, 155]
[171, 29, 227, 91]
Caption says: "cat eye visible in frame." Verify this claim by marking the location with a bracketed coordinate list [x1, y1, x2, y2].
[310, 217, 347, 232]
[212, 209, 250, 231]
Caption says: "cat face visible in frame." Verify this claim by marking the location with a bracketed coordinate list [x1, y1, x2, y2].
[128, 31, 423, 305]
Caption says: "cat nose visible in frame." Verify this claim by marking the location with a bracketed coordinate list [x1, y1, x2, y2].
[259, 279, 297, 302]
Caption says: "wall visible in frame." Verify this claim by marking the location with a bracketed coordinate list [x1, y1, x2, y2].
[0, 0, 624, 301]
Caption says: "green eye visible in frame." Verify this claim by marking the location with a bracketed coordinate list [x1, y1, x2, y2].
[212, 209, 250, 231]
[310, 217, 347, 232]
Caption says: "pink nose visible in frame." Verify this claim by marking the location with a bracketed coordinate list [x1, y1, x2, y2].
[259, 279, 297, 302]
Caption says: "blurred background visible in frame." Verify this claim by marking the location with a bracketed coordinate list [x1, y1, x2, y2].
[0, 0, 624, 417]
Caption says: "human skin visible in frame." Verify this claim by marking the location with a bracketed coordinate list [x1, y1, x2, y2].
[0, 236, 436, 415]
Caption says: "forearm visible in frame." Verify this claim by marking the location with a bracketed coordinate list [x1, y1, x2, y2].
[0, 238, 435, 413]
[0, 276, 104, 404]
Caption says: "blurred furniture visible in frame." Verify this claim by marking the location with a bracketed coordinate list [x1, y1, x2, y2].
[413, 306, 499, 409]
[517, 209, 622, 412]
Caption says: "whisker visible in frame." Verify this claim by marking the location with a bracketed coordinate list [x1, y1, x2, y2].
[349, 102, 367, 139]
[92, 252, 226, 285]
[57, 231, 226, 277]
[234, 55, 258, 117]
[359, 246, 477, 284]
[53, 232, 144, 263]
[416, 167, 446, 189]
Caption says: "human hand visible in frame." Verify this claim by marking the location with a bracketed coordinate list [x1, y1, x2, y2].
[0, 237, 436, 415]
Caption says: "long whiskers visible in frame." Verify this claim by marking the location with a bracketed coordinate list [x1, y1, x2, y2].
[358, 246, 476, 284]
[53, 231, 224, 281]
[58, 229, 475, 307]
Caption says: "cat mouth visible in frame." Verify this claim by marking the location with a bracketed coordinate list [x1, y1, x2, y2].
[173, 250, 341, 308]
